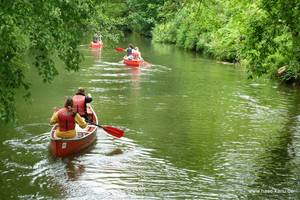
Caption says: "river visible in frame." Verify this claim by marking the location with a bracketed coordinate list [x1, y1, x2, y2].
[0, 34, 299, 199]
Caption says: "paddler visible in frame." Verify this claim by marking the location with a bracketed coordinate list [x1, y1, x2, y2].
[50, 97, 87, 138]
[72, 87, 93, 121]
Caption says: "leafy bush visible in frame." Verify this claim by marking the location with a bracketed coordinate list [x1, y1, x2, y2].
[152, 22, 177, 43]
[151, 0, 300, 83]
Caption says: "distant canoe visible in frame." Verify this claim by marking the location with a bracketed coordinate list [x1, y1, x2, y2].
[123, 56, 144, 67]
[49, 104, 98, 157]
[90, 41, 103, 48]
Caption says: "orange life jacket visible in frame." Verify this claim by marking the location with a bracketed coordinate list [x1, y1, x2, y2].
[73, 95, 86, 116]
[57, 108, 75, 131]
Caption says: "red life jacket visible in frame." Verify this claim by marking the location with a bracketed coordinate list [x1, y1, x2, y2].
[57, 108, 75, 131]
[73, 95, 86, 116]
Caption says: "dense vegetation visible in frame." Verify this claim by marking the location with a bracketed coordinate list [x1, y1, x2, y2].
[0, 0, 122, 121]
[151, 0, 300, 82]
[112, 0, 299, 83]
[1, 0, 299, 121]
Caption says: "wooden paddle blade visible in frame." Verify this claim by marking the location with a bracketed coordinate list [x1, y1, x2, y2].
[102, 126, 124, 138]
[115, 47, 124, 52]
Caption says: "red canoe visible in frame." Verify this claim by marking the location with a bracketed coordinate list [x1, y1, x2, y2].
[123, 56, 144, 67]
[90, 41, 103, 48]
[49, 104, 98, 157]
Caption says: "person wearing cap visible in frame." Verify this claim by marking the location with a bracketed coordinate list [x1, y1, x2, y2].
[72, 87, 93, 121]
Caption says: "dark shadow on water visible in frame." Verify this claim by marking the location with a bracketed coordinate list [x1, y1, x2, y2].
[104, 148, 123, 156]
[47, 141, 97, 181]
[246, 91, 300, 199]
[64, 160, 85, 181]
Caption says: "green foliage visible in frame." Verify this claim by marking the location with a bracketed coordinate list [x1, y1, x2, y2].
[240, 6, 274, 76]
[156, 0, 182, 23]
[0, 4, 30, 121]
[120, 0, 164, 37]
[151, 0, 300, 83]
[153, 1, 223, 54]
[2, 0, 299, 121]
[152, 22, 177, 43]
[92, 2, 126, 43]
[258, 0, 300, 82]
[239, 1, 298, 81]
[97, 0, 299, 83]
[0, 0, 118, 121]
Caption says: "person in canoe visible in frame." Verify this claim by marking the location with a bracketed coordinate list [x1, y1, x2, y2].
[125, 44, 134, 60]
[50, 97, 87, 139]
[93, 33, 99, 43]
[132, 46, 143, 60]
[72, 87, 93, 121]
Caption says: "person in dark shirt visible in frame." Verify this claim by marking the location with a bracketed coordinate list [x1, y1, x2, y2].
[125, 44, 134, 60]
[93, 33, 99, 43]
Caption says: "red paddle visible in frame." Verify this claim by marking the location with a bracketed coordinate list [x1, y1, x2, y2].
[115, 47, 125, 52]
[102, 126, 124, 138]
[87, 121, 124, 138]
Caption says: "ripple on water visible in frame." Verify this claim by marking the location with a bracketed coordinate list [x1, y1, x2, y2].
[4, 123, 50, 155]
[44, 134, 216, 199]
[3, 126, 216, 199]
[89, 79, 132, 84]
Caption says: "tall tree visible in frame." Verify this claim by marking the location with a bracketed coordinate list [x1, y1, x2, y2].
[260, 0, 300, 81]
[123, 0, 165, 36]
[0, 0, 117, 121]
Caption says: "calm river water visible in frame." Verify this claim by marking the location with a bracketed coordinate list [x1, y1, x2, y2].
[0, 35, 299, 199]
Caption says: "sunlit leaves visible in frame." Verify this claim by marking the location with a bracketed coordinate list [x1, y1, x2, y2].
[123, 0, 165, 36]
[0, 0, 113, 121]
[258, 0, 300, 82]
[151, 0, 299, 83]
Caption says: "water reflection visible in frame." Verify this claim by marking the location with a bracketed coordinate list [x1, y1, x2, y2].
[1, 36, 300, 199]
[129, 67, 141, 91]
[90, 47, 102, 61]
[105, 148, 123, 156]
[246, 95, 300, 199]
[65, 159, 85, 181]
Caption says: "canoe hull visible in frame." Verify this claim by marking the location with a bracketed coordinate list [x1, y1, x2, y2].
[123, 57, 143, 67]
[49, 130, 96, 157]
[49, 104, 98, 157]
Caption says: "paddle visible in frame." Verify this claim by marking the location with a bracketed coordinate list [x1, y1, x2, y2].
[86, 120, 124, 138]
[115, 47, 125, 52]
